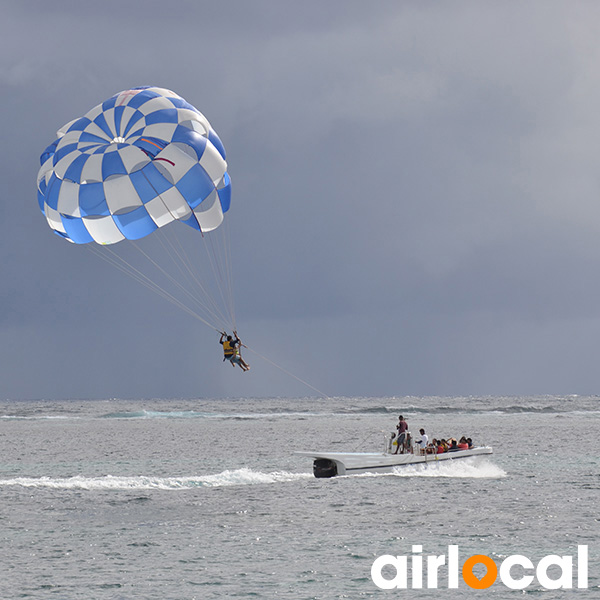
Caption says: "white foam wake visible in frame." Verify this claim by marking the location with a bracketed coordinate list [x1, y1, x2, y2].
[0, 468, 312, 490]
[389, 457, 506, 478]
[0, 415, 76, 420]
[349, 457, 506, 479]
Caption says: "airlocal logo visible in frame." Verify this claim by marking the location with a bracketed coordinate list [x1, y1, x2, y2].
[371, 545, 588, 590]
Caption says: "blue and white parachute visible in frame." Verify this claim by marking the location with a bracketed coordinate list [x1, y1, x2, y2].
[37, 87, 237, 333]
[37, 86, 231, 245]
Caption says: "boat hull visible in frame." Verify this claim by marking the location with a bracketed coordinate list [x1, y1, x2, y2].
[296, 447, 493, 478]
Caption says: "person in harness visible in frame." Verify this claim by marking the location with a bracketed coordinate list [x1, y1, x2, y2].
[219, 331, 250, 372]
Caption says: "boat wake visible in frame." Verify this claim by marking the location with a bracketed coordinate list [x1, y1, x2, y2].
[349, 457, 506, 479]
[389, 457, 506, 479]
[0, 468, 312, 491]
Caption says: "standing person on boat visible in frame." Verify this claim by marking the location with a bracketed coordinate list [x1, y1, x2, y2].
[393, 415, 409, 454]
[416, 428, 428, 454]
[219, 332, 250, 372]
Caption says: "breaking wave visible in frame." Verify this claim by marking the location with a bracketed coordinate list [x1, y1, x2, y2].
[346, 405, 579, 416]
[100, 410, 209, 419]
[99, 410, 323, 420]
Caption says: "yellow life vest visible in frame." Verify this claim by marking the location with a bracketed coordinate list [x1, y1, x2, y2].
[222, 340, 237, 357]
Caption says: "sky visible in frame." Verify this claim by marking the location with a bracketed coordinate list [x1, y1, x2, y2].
[3, 0, 600, 400]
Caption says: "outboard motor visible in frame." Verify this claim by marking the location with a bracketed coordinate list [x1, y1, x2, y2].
[313, 458, 338, 478]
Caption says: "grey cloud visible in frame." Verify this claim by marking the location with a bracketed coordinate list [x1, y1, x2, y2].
[3, 1, 600, 399]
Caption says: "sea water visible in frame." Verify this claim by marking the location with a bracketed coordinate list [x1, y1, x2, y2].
[0, 395, 597, 599]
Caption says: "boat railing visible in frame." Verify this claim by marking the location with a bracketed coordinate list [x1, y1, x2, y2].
[384, 432, 393, 454]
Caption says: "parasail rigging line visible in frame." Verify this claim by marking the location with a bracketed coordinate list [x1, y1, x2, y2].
[242, 343, 331, 400]
[139, 168, 231, 324]
[85, 244, 224, 333]
[222, 220, 237, 331]
[130, 165, 237, 333]
[131, 239, 233, 330]
[200, 220, 237, 331]
[153, 231, 214, 313]
[155, 227, 228, 325]
[142, 227, 234, 330]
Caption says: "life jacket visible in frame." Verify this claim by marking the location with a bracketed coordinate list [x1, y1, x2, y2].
[222, 340, 236, 358]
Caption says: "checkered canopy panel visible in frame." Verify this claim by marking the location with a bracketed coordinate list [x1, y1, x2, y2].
[37, 86, 231, 245]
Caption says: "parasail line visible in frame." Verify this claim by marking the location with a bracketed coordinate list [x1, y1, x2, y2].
[243, 344, 331, 400]
[202, 229, 236, 330]
[220, 220, 237, 331]
[85, 245, 223, 333]
[155, 227, 234, 329]
[135, 139, 237, 332]
[130, 240, 231, 329]
[135, 167, 235, 330]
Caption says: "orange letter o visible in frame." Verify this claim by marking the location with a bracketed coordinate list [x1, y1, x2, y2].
[462, 555, 498, 589]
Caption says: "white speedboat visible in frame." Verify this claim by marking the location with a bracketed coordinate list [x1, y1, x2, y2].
[296, 446, 493, 478]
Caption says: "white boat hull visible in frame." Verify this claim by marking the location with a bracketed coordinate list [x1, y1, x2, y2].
[296, 447, 493, 477]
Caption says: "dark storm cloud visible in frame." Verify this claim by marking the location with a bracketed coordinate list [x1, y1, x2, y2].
[2, 1, 600, 399]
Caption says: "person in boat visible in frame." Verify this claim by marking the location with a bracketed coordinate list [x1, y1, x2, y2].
[219, 332, 250, 372]
[457, 436, 469, 450]
[416, 428, 428, 454]
[448, 438, 459, 451]
[393, 415, 409, 454]
[467, 437, 473, 449]
[426, 439, 438, 454]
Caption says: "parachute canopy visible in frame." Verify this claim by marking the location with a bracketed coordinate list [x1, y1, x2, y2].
[37, 86, 231, 245]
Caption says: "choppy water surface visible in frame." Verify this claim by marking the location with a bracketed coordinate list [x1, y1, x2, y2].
[0, 395, 598, 598]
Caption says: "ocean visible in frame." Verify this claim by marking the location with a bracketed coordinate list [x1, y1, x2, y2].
[0, 395, 597, 599]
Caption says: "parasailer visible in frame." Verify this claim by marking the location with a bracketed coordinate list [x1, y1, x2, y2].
[219, 331, 250, 372]
[37, 86, 246, 368]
